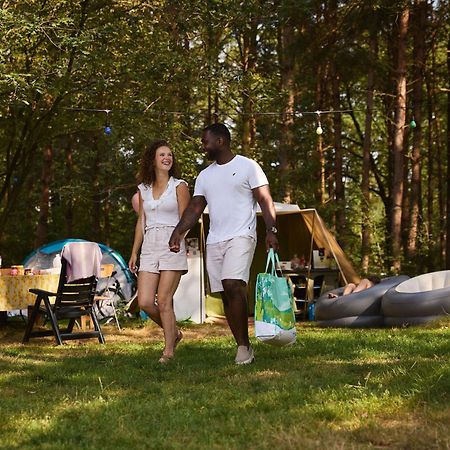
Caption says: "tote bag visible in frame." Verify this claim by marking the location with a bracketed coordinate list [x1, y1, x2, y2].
[254, 249, 296, 346]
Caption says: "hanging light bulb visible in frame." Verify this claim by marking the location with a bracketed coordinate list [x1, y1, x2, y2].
[315, 111, 323, 135]
[410, 119, 417, 128]
[104, 109, 112, 135]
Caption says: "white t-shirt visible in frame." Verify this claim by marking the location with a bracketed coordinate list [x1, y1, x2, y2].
[194, 155, 268, 244]
[138, 177, 187, 228]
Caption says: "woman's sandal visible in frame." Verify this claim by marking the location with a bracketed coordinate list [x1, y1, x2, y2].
[158, 353, 174, 364]
[158, 331, 183, 363]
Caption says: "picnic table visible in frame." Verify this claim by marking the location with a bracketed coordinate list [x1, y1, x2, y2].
[0, 270, 60, 321]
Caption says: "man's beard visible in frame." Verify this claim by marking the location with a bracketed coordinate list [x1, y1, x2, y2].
[205, 148, 218, 161]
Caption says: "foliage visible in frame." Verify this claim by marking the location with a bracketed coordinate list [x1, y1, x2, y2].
[0, 0, 448, 275]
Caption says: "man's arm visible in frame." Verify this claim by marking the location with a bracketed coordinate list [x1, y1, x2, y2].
[252, 185, 279, 251]
[169, 196, 207, 252]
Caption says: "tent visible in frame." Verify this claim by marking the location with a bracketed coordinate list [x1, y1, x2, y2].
[178, 204, 360, 320]
[23, 239, 135, 300]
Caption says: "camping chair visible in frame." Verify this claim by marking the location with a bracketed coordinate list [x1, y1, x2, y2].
[23, 242, 105, 345]
[93, 263, 122, 331]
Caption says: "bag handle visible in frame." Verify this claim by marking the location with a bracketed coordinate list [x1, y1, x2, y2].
[265, 248, 283, 277]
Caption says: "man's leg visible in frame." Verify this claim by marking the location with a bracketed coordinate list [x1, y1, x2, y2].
[221, 279, 249, 347]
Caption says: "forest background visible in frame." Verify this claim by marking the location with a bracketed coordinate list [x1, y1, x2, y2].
[0, 0, 449, 277]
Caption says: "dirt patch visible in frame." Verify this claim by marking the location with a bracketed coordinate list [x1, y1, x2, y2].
[0, 317, 237, 346]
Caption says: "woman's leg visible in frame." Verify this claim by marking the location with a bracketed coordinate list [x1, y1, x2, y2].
[138, 271, 162, 327]
[157, 270, 182, 358]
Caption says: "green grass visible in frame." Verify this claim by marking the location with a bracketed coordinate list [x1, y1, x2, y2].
[1, 319, 450, 450]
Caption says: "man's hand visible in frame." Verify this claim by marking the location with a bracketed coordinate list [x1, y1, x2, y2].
[169, 229, 183, 253]
[266, 231, 279, 251]
[169, 196, 207, 253]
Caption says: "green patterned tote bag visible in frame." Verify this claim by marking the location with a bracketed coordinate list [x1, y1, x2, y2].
[254, 249, 296, 346]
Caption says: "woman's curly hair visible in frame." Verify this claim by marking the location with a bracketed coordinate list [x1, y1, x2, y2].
[136, 139, 180, 186]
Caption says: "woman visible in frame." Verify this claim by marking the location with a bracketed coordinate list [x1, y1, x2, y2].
[328, 275, 381, 298]
[129, 140, 190, 363]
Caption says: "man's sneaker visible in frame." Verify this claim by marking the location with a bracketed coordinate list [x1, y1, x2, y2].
[235, 345, 255, 365]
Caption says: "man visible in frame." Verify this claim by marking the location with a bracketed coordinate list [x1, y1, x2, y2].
[169, 123, 278, 365]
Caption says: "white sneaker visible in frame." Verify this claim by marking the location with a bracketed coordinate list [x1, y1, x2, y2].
[235, 345, 255, 365]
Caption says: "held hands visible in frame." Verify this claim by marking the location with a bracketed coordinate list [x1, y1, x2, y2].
[169, 229, 182, 253]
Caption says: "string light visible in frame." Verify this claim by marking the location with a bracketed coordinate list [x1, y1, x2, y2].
[57, 106, 356, 117]
[410, 119, 417, 128]
[32, 105, 405, 137]
[104, 109, 112, 135]
[315, 111, 323, 135]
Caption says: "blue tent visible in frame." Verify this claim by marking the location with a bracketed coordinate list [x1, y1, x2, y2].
[23, 239, 135, 300]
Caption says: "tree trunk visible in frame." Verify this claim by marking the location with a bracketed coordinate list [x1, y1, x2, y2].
[313, 65, 325, 205]
[104, 190, 111, 247]
[92, 139, 102, 242]
[425, 70, 434, 271]
[390, 7, 409, 272]
[65, 140, 74, 236]
[277, 16, 296, 203]
[331, 64, 345, 244]
[406, 0, 427, 260]
[34, 145, 53, 248]
[361, 32, 377, 273]
[446, 36, 450, 268]
[240, 15, 258, 158]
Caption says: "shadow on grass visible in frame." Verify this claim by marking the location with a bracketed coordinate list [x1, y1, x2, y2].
[0, 320, 449, 449]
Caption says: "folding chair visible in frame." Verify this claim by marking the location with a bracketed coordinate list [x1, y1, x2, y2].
[23, 242, 105, 345]
[94, 263, 122, 331]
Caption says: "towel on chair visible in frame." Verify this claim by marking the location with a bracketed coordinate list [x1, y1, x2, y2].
[61, 242, 102, 282]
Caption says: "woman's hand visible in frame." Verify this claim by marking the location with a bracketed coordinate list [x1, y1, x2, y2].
[128, 254, 138, 273]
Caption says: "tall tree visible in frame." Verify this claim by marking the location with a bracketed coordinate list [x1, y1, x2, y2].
[446, 35, 450, 268]
[277, 10, 296, 203]
[361, 31, 378, 273]
[390, 6, 410, 272]
[406, 0, 427, 261]
[34, 144, 53, 248]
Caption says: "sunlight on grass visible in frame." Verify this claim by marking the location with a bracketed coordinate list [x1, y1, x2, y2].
[0, 321, 449, 449]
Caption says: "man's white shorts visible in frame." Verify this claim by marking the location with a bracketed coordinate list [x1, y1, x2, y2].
[206, 236, 257, 293]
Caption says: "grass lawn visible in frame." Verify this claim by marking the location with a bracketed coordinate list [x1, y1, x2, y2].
[0, 317, 449, 450]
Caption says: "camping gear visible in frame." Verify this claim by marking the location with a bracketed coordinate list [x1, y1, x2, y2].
[254, 249, 296, 346]
[315, 276, 409, 328]
[23, 239, 134, 301]
[205, 205, 360, 320]
[23, 242, 105, 345]
[382, 271, 450, 326]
